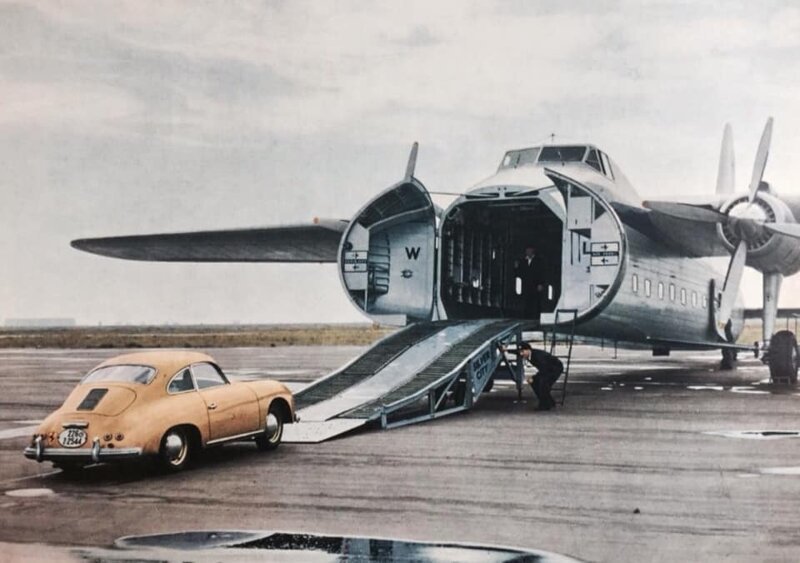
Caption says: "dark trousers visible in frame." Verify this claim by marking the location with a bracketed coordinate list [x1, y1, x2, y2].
[532, 368, 561, 409]
[523, 288, 541, 319]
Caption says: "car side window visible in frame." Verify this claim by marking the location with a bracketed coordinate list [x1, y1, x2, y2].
[192, 363, 228, 390]
[168, 368, 195, 394]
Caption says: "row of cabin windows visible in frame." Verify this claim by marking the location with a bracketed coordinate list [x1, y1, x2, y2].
[631, 274, 708, 309]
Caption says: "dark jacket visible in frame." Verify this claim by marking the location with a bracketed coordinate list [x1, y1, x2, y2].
[527, 349, 563, 375]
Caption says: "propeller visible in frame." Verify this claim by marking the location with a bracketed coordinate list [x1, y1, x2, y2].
[714, 119, 774, 340]
[645, 118, 790, 341]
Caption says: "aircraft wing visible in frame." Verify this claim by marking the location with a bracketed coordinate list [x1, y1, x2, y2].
[71, 219, 348, 263]
[616, 199, 729, 257]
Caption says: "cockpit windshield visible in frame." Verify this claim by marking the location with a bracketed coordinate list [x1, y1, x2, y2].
[538, 146, 587, 162]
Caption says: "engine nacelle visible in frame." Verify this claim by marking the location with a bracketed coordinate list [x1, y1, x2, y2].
[717, 192, 800, 275]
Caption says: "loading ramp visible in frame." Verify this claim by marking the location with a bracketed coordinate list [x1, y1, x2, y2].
[283, 319, 522, 443]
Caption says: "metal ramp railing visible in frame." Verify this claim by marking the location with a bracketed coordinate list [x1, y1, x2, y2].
[548, 309, 578, 406]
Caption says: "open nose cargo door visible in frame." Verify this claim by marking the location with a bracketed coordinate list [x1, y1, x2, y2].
[338, 178, 437, 325]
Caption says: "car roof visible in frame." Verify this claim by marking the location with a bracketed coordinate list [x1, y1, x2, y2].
[96, 350, 217, 375]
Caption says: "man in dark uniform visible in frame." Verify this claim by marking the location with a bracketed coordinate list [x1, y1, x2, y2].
[515, 245, 545, 321]
[519, 342, 563, 410]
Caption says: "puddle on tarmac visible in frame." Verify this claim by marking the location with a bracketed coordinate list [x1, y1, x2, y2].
[88, 531, 584, 562]
[730, 386, 770, 395]
[759, 467, 800, 476]
[704, 430, 800, 440]
[5, 488, 54, 497]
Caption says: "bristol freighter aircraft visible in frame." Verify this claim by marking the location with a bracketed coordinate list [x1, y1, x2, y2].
[73, 118, 800, 441]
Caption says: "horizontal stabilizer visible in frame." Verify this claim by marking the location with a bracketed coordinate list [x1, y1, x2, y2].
[71, 220, 348, 263]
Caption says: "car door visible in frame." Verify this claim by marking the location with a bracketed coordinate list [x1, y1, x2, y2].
[192, 362, 260, 442]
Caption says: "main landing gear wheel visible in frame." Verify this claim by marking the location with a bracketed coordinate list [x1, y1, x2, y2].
[768, 330, 799, 384]
[719, 348, 738, 370]
[159, 427, 191, 472]
[255, 404, 284, 451]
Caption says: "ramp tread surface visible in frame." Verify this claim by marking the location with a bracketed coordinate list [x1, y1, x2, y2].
[294, 321, 455, 409]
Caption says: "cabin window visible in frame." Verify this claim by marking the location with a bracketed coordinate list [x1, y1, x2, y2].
[644, 279, 651, 298]
[669, 283, 676, 301]
[702, 295, 708, 309]
[692, 291, 698, 307]
[658, 281, 664, 300]
[632, 274, 639, 293]
[680, 288, 687, 305]
[168, 368, 195, 394]
[192, 362, 228, 389]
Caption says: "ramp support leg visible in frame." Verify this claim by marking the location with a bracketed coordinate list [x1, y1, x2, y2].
[513, 329, 524, 400]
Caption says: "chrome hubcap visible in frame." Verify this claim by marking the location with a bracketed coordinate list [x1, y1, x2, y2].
[163, 431, 187, 465]
[265, 413, 281, 443]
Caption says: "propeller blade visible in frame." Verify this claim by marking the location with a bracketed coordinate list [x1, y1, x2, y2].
[762, 222, 800, 240]
[747, 117, 773, 202]
[716, 123, 735, 195]
[716, 239, 748, 340]
[405, 141, 419, 181]
[644, 201, 727, 223]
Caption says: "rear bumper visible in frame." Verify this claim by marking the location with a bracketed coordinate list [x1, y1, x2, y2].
[24, 437, 142, 464]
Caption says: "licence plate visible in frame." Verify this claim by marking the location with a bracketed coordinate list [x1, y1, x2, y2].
[58, 428, 87, 448]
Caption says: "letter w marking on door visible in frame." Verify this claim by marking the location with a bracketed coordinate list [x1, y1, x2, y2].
[405, 247, 421, 260]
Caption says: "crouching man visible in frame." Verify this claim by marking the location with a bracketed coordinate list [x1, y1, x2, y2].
[519, 342, 563, 411]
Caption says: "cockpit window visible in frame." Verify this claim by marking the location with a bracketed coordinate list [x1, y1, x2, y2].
[83, 364, 156, 385]
[517, 148, 540, 166]
[538, 146, 587, 162]
[501, 152, 520, 168]
[500, 148, 539, 170]
[600, 152, 615, 179]
[585, 149, 603, 173]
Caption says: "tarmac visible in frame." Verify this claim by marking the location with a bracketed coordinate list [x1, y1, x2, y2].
[1, 345, 799, 562]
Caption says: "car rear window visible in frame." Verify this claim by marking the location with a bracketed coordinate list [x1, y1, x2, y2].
[82, 364, 156, 385]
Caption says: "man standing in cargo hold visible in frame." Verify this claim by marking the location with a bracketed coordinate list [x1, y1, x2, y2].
[515, 245, 545, 321]
[519, 342, 563, 411]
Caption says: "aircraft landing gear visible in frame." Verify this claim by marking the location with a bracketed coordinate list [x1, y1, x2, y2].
[767, 330, 799, 384]
[719, 348, 737, 370]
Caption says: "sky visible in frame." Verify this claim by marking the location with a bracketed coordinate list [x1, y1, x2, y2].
[2, 0, 800, 325]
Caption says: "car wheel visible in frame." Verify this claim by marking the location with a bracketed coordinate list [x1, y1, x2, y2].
[255, 404, 284, 451]
[159, 427, 191, 471]
[769, 330, 799, 384]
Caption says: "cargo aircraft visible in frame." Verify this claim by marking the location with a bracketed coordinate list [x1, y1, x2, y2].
[72, 118, 800, 436]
